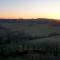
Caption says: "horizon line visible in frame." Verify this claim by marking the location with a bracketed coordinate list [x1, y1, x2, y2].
[0, 18, 58, 20]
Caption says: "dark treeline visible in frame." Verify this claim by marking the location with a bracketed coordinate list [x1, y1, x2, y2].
[0, 18, 57, 24]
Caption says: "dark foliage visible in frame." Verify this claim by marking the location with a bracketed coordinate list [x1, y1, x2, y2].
[0, 27, 60, 60]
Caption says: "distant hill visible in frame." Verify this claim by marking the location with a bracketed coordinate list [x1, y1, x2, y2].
[0, 18, 60, 27]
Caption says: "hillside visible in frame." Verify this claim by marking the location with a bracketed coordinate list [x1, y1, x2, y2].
[0, 19, 60, 60]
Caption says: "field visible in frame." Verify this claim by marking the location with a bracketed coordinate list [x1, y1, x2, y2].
[0, 19, 60, 60]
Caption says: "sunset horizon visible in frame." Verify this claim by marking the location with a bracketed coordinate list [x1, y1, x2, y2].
[0, 0, 60, 20]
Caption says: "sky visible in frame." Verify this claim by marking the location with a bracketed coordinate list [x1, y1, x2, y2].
[0, 0, 60, 19]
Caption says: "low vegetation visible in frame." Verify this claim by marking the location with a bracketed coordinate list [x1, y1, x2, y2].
[0, 28, 60, 60]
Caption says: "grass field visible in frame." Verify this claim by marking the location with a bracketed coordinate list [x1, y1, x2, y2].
[0, 19, 60, 60]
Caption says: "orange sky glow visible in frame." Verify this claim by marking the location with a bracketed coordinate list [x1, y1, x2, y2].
[0, 0, 60, 20]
